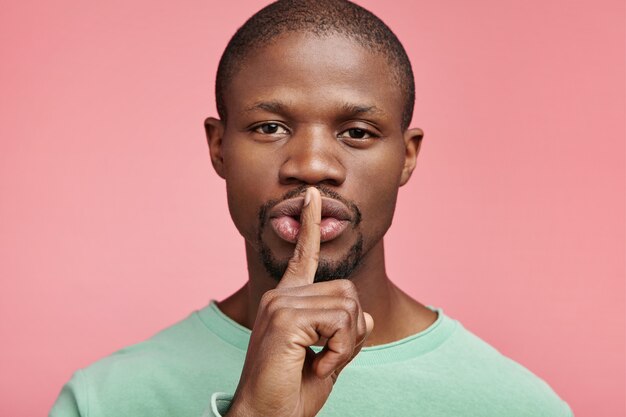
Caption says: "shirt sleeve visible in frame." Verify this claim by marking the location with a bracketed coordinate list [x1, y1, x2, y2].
[49, 371, 88, 417]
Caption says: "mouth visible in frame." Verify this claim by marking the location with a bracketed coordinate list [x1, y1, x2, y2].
[268, 196, 353, 244]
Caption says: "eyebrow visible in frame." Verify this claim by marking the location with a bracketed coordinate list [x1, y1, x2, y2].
[243, 100, 289, 114]
[338, 102, 386, 117]
[242, 100, 387, 117]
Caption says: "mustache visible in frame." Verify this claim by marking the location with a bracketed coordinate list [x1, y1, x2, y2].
[257, 184, 362, 231]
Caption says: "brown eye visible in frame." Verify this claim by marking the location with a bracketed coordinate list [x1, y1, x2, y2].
[254, 123, 288, 135]
[338, 127, 375, 140]
[261, 123, 278, 134]
[348, 128, 366, 138]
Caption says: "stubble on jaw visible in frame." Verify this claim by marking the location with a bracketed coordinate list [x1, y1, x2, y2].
[256, 185, 365, 283]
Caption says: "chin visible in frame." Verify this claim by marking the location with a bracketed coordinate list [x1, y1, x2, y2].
[260, 233, 364, 282]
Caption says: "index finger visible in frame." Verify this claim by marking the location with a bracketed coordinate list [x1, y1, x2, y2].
[278, 187, 322, 288]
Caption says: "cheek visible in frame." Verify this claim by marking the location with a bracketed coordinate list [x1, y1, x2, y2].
[353, 144, 405, 238]
[223, 141, 279, 242]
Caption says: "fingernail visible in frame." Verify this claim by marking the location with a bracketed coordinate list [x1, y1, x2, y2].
[303, 188, 312, 207]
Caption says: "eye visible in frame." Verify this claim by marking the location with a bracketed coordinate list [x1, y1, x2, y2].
[338, 127, 376, 140]
[253, 123, 289, 135]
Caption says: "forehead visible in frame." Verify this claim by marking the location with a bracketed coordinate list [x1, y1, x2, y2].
[225, 32, 404, 122]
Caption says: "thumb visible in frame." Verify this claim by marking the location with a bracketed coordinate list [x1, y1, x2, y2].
[327, 312, 375, 383]
[363, 312, 374, 338]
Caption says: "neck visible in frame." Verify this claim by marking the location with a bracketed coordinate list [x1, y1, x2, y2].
[217, 239, 437, 346]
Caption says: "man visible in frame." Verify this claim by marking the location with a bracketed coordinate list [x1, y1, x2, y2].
[51, 1, 572, 416]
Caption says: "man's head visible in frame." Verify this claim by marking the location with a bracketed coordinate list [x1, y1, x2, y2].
[215, 0, 416, 131]
[205, 0, 423, 282]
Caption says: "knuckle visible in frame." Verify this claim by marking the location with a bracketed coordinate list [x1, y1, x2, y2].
[285, 260, 300, 277]
[336, 279, 356, 296]
[271, 307, 294, 326]
[259, 291, 275, 310]
[335, 309, 352, 327]
[341, 296, 358, 314]
[266, 296, 283, 314]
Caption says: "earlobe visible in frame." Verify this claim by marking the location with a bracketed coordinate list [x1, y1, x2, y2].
[204, 117, 226, 179]
[399, 127, 424, 186]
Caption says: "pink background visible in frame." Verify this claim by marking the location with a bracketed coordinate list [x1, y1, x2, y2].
[1, 0, 624, 416]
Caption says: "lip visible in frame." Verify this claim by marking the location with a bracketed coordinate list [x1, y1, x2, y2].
[268, 196, 353, 243]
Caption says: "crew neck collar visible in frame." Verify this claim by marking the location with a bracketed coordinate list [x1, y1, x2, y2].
[196, 300, 457, 366]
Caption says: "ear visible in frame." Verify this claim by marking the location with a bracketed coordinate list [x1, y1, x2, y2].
[399, 127, 424, 186]
[204, 117, 226, 179]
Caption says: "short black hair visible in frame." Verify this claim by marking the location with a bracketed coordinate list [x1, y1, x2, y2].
[215, 0, 416, 130]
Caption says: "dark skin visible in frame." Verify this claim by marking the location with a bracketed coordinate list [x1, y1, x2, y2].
[205, 32, 437, 417]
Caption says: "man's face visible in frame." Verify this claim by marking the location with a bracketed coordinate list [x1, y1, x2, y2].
[209, 33, 420, 282]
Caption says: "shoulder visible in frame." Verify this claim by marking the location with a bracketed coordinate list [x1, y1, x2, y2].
[440, 316, 573, 416]
[85, 313, 198, 403]
[84, 309, 206, 376]
[51, 308, 236, 417]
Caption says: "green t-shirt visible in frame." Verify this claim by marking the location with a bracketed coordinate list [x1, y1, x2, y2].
[50, 301, 572, 417]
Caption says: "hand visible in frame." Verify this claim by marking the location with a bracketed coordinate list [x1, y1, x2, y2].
[226, 187, 374, 417]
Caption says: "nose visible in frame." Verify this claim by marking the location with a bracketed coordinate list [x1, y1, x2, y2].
[278, 127, 346, 187]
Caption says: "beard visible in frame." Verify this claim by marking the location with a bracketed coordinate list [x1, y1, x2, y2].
[259, 233, 364, 282]
[256, 185, 365, 283]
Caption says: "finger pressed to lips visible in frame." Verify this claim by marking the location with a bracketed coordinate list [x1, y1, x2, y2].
[269, 192, 353, 244]
[271, 216, 350, 243]
[269, 196, 352, 220]
[278, 187, 322, 288]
